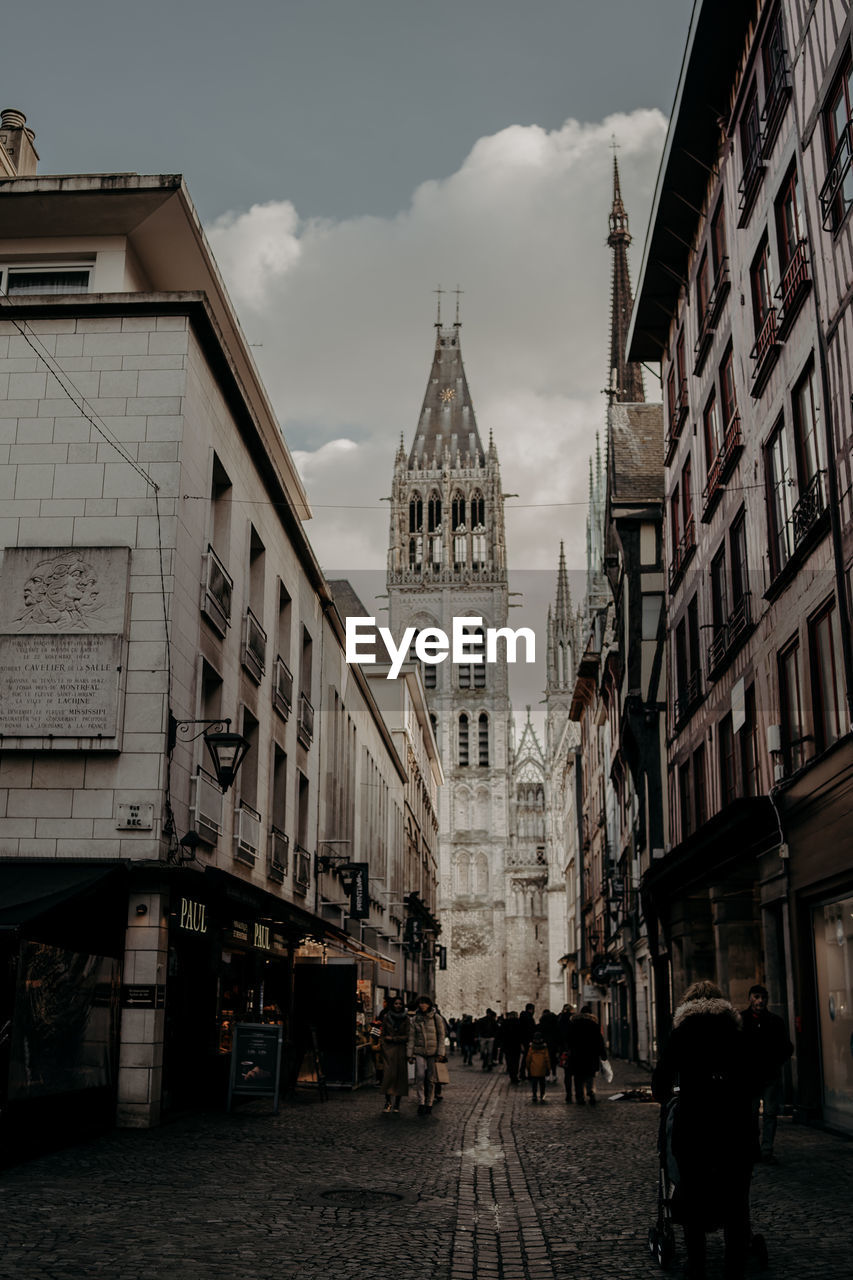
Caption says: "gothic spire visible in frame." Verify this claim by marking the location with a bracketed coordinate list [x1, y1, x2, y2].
[408, 316, 486, 468]
[607, 154, 645, 404]
[555, 540, 571, 629]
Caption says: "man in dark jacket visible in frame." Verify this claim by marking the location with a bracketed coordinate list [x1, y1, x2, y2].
[518, 1003, 536, 1080]
[538, 1008, 560, 1079]
[740, 984, 793, 1163]
[566, 1005, 608, 1104]
[501, 1011, 523, 1084]
[653, 980, 755, 1280]
[476, 1008, 498, 1070]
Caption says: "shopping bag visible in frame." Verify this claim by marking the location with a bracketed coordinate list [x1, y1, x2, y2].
[434, 1059, 450, 1085]
[407, 1059, 416, 1082]
[600, 1058, 614, 1083]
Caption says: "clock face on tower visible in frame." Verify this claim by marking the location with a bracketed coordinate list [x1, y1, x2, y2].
[440, 386, 456, 403]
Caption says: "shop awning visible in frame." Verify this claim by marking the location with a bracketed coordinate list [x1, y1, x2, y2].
[0, 861, 126, 929]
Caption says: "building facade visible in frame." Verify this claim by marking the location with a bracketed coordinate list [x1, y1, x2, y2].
[629, 0, 853, 1132]
[0, 117, 437, 1150]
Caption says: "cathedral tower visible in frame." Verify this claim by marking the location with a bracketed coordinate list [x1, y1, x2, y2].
[387, 307, 511, 1015]
[607, 154, 645, 404]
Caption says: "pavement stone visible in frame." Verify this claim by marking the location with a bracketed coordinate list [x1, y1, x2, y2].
[0, 1057, 850, 1279]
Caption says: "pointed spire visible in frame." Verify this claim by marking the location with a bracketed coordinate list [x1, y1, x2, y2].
[408, 310, 486, 469]
[555, 540, 571, 628]
[607, 153, 645, 404]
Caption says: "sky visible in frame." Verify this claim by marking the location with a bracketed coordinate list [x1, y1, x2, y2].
[4, 0, 693, 717]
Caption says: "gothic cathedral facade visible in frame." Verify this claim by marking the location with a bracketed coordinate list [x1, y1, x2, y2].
[386, 315, 513, 1015]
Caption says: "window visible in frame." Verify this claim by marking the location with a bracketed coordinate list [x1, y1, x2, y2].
[409, 535, 423, 570]
[458, 714, 469, 767]
[3, 265, 91, 295]
[409, 493, 423, 533]
[478, 713, 489, 767]
[670, 485, 681, 548]
[696, 250, 710, 324]
[751, 236, 775, 334]
[667, 366, 677, 435]
[719, 714, 737, 807]
[719, 344, 737, 432]
[470, 490, 485, 528]
[776, 167, 805, 275]
[681, 457, 693, 528]
[240, 708, 259, 809]
[703, 390, 720, 468]
[458, 627, 485, 689]
[277, 581, 292, 663]
[451, 491, 466, 530]
[427, 490, 442, 532]
[810, 602, 846, 752]
[211, 453, 232, 561]
[687, 596, 700, 687]
[792, 361, 824, 492]
[740, 684, 761, 797]
[693, 745, 708, 827]
[739, 83, 764, 217]
[711, 200, 727, 275]
[730, 511, 748, 611]
[779, 639, 806, 773]
[300, 626, 313, 699]
[679, 761, 694, 839]
[765, 418, 794, 576]
[271, 745, 287, 833]
[711, 547, 729, 634]
[761, 7, 791, 148]
[823, 58, 853, 230]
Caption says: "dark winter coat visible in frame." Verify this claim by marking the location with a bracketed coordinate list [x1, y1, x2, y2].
[518, 1009, 537, 1045]
[652, 997, 755, 1228]
[739, 1007, 793, 1087]
[501, 1016, 523, 1050]
[380, 1008, 410, 1096]
[566, 1013, 607, 1076]
[538, 1010, 560, 1055]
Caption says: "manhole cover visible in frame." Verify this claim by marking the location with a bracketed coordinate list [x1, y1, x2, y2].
[321, 1188, 404, 1207]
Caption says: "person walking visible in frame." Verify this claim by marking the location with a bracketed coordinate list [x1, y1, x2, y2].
[458, 1014, 476, 1065]
[407, 994, 445, 1116]
[518, 1003, 536, 1080]
[652, 980, 756, 1280]
[539, 1008, 560, 1079]
[740, 983, 793, 1164]
[502, 1010, 523, 1084]
[477, 1008, 498, 1071]
[525, 1031, 552, 1103]
[432, 1003, 450, 1104]
[566, 1004, 608, 1104]
[379, 995, 410, 1113]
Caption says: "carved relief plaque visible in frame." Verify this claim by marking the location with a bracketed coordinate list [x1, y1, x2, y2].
[0, 547, 130, 741]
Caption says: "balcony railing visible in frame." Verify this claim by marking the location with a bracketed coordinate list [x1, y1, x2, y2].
[668, 515, 697, 594]
[297, 693, 314, 747]
[272, 655, 293, 720]
[293, 844, 312, 896]
[776, 239, 811, 337]
[674, 669, 702, 729]
[790, 471, 827, 550]
[241, 607, 267, 684]
[200, 546, 233, 637]
[750, 307, 782, 397]
[234, 801, 261, 864]
[707, 592, 753, 679]
[819, 118, 853, 230]
[760, 52, 792, 157]
[738, 133, 766, 225]
[269, 826, 289, 883]
[693, 259, 731, 375]
[190, 767, 223, 846]
[702, 410, 743, 520]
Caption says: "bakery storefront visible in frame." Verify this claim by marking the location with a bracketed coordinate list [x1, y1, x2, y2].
[163, 869, 324, 1110]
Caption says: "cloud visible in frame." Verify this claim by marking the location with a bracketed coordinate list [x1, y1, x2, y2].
[206, 108, 667, 587]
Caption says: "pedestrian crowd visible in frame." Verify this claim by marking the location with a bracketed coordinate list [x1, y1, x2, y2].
[369, 981, 794, 1280]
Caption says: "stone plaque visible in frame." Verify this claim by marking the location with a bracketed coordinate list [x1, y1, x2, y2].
[0, 547, 130, 741]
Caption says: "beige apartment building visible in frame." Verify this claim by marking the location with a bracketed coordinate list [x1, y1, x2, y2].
[0, 112, 440, 1152]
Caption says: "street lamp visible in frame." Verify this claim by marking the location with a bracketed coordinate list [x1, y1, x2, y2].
[167, 714, 251, 793]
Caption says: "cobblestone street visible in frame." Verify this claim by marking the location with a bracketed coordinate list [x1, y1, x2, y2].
[1, 1058, 850, 1280]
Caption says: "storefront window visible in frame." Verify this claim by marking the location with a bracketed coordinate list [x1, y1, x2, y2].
[813, 896, 853, 1132]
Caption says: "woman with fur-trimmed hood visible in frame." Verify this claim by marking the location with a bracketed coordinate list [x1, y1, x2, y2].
[652, 981, 756, 1280]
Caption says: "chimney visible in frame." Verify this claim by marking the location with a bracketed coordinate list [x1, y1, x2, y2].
[0, 109, 39, 177]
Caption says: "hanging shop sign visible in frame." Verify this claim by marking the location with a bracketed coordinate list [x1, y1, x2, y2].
[225, 918, 275, 952]
[438, 945, 447, 971]
[348, 863, 370, 920]
[227, 1022, 283, 1114]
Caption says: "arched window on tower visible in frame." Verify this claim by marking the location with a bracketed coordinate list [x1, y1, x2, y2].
[409, 493, 423, 533]
[458, 714, 469, 767]
[452, 492, 466, 530]
[471, 489, 486, 570]
[454, 850, 472, 897]
[474, 852, 489, 897]
[470, 490, 485, 528]
[427, 490, 443, 570]
[408, 536, 423, 570]
[458, 626, 485, 689]
[452, 491, 467, 570]
[478, 712, 489, 767]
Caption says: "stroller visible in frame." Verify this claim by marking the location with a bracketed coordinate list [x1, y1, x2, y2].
[648, 1094, 769, 1272]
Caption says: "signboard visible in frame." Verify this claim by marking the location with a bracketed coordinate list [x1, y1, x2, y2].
[0, 546, 129, 744]
[405, 916, 422, 947]
[348, 863, 370, 920]
[121, 984, 166, 1009]
[438, 945, 447, 971]
[227, 1023, 283, 1113]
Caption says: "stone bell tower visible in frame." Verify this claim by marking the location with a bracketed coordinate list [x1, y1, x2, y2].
[387, 299, 512, 1015]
